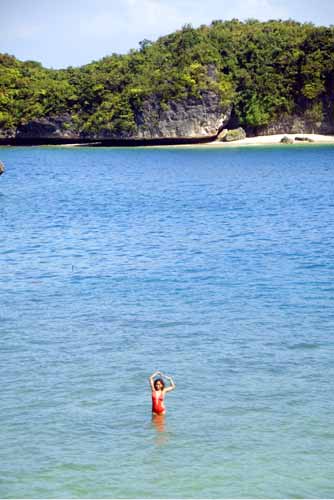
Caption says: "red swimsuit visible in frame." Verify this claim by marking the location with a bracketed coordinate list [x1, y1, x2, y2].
[152, 391, 165, 415]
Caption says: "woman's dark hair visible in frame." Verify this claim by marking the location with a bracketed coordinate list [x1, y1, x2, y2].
[154, 378, 165, 390]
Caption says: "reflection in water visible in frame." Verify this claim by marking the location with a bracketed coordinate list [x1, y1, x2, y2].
[152, 414, 165, 432]
[152, 414, 168, 446]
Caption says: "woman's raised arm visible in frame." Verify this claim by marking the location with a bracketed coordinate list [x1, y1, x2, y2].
[149, 370, 161, 390]
[164, 375, 176, 393]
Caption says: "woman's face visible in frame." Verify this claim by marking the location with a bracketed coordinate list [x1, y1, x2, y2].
[155, 380, 163, 390]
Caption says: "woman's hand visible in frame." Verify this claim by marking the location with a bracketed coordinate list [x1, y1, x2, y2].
[149, 370, 162, 390]
[164, 375, 176, 392]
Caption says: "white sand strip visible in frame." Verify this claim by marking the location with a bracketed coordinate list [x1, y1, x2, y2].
[207, 133, 334, 147]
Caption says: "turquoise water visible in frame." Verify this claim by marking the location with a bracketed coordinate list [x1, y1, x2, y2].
[0, 145, 333, 498]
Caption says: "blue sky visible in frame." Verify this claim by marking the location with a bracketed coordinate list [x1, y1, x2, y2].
[1, 0, 334, 68]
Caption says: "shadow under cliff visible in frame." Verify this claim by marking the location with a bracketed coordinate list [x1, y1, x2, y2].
[0, 135, 218, 147]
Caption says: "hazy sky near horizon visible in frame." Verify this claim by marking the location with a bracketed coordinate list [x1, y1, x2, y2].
[1, 0, 334, 68]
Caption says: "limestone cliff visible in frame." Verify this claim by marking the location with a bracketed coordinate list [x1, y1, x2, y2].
[120, 91, 230, 140]
[249, 111, 334, 137]
[15, 114, 80, 141]
[4, 91, 231, 145]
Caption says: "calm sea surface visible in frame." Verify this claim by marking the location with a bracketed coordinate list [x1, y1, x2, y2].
[0, 145, 333, 498]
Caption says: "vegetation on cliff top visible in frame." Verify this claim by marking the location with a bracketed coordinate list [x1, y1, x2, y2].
[1, 19, 334, 135]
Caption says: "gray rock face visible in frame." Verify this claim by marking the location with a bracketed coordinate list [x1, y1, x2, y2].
[280, 136, 294, 144]
[16, 114, 79, 140]
[0, 129, 15, 139]
[132, 91, 231, 139]
[254, 114, 334, 136]
[86, 91, 231, 140]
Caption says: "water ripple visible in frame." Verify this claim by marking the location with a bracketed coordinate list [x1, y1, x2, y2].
[1, 145, 334, 498]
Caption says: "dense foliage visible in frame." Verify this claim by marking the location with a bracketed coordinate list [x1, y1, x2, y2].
[1, 19, 334, 135]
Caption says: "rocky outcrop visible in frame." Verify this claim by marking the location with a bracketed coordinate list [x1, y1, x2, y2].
[295, 136, 315, 142]
[219, 127, 246, 142]
[217, 128, 228, 141]
[1, 91, 231, 144]
[84, 91, 231, 141]
[0, 128, 15, 140]
[280, 136, 294, 144]
[16, 114, 80, 140]
[132, 91, 230, 139]
[251, 113, 334, 136]
[0, 160, 5, 175]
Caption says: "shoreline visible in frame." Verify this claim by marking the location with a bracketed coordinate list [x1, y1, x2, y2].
[151, 133, 334, 149]
[1, 133, 334, 149]
[207, 133, 334, 147]
[39, 133, 334, 149]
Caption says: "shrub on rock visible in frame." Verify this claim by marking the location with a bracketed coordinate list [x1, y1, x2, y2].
[223, 127, 246, 142]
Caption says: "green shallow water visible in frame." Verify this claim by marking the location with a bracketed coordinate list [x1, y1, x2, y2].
[0, 145, 333, 498]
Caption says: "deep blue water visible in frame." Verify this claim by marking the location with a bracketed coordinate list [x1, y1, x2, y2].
[0, 145, 333, 498]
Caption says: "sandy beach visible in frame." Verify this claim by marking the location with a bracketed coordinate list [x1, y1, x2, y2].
[137, 133, 334, 150]
[47, 133, 334, 148]
[205, 133, 334, 147]
[133, 133, 334, 149]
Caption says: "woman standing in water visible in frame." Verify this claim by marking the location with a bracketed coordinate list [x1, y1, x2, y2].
[149, 370, 175, 415]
